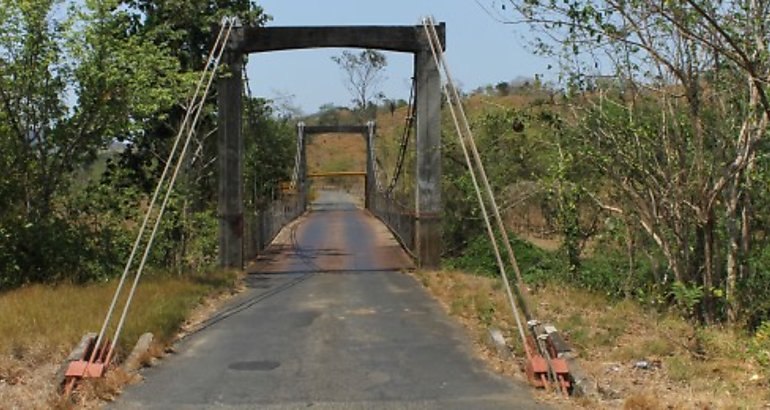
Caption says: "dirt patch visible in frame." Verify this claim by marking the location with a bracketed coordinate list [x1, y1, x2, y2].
[412, 270, 770, 409]
[0, 346, 61, 409]
[173, 277, 246, 340]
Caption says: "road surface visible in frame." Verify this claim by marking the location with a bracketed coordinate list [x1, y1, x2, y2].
[116, 190, 544, 409]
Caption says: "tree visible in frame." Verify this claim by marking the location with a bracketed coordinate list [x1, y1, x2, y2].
[113, 0, 267, 203]
[331, 49, 387, 118]
[243, 97, 295, 205]
[498, 0, 770, 323]
[0, 0, 273, 287]
[103, 0, 267, 272]
[495, 81, 511, 96]
[316, 103, 342, 126]
[0, 0, 184, 286]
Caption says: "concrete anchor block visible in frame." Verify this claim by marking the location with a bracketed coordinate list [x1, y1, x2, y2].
[486, 327, 512, 359]
[540, 324, 596, 397]
[562, 351, 597, 397]
[121, 332, 154, 373]
[55, 332, 96, 389]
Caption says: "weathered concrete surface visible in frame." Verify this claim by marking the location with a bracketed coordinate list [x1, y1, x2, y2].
[486, 327, 512, 360]
[414, 49, 442, 269]
[116, 191, 545, 409]
[238, 24, 446, 54]
[55, 332, 96, 388]
[217, 49, 244, 269]
[121, 332, 154, 374]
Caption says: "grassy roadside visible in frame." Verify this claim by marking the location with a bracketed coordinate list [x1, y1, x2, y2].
[413, 269, 769, 409]
[0, 270, 239, 408]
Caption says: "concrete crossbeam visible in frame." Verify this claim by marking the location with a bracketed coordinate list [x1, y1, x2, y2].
[238, 25, 445, 54]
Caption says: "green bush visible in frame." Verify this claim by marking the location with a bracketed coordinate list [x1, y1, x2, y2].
[742, 244, 770, 329]
[0, 179, 220, 291]
[0, 216, 102, 288]
[580, 249, 655, 298]
[751, 321, 770, 367]
[444, 230, 565, 284]
[445, 230, 661, 304]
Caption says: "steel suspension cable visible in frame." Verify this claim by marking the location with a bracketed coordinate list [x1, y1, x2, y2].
[448, 79, 532, 355]
[385, 77, 417, 194]
[424, 18, 534, 320]
[420, 18, 530, 356]
[423, 18, 564, 387]
[106, 19, 237, 360]
[87, 19, 235, 365]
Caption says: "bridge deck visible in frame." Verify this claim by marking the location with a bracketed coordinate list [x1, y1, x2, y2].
[115, 190, 543, 409]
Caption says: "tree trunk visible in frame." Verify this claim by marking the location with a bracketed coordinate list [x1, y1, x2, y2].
[624, 221, 636, 297]
[738, 155, 755, 319]
[702, 215, 715, 324]
[725, 174, 741, 324]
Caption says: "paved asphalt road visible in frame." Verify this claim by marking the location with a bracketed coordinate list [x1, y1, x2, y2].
[116, 191, 545, 409]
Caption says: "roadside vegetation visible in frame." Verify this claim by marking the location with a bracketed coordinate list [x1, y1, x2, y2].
[415, 269, 768, 408]
[432, 211, 770, 406]
[0, 269, 238, 407]
[397, 76, 770, 404]
[0, 0, 290, 291]
[474, 0, 770, 328]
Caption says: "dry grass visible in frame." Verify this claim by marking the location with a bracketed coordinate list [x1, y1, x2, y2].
[67, 367, 141, 407]
[412, 270, 528, 376]
[414, 270, 770, 409]
[0, 270, 238, 408]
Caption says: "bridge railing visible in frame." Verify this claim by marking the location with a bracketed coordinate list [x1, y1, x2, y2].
[244, 193, 305, 258]
[369, 190, 415, 254]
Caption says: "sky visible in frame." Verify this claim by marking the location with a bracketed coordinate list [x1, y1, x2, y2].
[246, 1, 551, 115]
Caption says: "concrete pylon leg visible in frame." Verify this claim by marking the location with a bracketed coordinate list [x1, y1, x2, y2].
[218, 53, 244, 269]
[414, 50, 442, 269]
[365, 121, 376, 209]
[298, 124, 308, 210]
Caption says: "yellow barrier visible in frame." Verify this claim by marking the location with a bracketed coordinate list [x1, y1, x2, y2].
[306, 171, 367, 178]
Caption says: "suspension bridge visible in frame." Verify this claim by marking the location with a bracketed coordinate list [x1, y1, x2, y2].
[60, 18, 583, 408]
[218, 22, 444, 270]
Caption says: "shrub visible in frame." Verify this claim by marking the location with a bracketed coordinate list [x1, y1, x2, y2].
[750, 321, 770, 367]
[444, 230, 565, 285]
